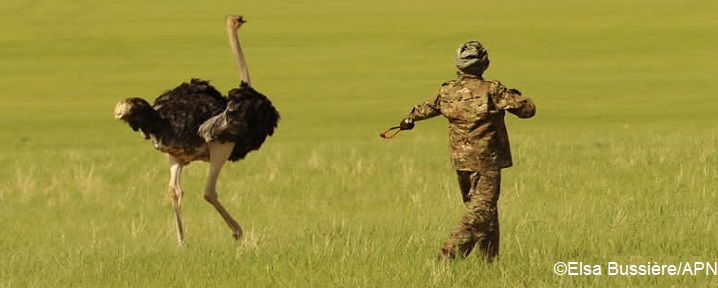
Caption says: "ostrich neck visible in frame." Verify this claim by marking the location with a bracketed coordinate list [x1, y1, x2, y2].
[226, 21, 250, 85]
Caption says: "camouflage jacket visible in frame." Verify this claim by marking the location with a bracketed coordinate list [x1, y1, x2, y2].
[405, 74, 535, 171]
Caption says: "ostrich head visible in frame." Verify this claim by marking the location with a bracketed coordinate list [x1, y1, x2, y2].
[226, 15, 247, 29]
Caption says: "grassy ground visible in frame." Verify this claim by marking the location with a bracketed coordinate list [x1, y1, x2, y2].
[1, 0, 717, 286]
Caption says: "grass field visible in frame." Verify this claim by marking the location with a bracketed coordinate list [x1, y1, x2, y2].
[1, 0, 717, 286]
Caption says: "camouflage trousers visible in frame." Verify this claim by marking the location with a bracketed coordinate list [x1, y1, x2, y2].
[438, 169, 501, 262]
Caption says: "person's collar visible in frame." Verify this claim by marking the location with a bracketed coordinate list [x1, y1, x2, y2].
[457, 72, 484, 80]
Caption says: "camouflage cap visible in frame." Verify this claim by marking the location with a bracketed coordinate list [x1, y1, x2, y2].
[454, 41, 489, 76]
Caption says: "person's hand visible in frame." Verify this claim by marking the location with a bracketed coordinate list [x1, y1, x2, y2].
[399, 118, 414, 130]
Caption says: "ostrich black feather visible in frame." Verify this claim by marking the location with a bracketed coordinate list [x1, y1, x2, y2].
[116, 78, 279, 163]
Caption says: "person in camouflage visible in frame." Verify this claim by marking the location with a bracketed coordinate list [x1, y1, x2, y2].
[399, 41, 535, 261]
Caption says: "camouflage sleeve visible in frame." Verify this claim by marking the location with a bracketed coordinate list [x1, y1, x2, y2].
[492, 82, 536, 119]
[405, 93, 442, 121]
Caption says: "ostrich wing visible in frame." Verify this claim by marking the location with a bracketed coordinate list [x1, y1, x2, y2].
[198, 83, 279, 161]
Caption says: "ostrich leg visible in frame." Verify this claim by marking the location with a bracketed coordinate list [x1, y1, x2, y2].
[226, 15, 251, 85]
[204, 141, 243, 240]
[168, 155, 186, 245]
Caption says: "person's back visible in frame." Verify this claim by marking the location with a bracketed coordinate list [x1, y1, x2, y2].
[437, 73, 535, 172]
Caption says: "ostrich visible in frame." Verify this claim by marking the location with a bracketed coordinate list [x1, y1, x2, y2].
[113, 16, 279, 244]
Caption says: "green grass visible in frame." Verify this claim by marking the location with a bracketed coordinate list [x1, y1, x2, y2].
[1, 0, 717, 286]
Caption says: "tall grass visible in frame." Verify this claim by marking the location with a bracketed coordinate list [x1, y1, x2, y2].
[1, 0, 716, 286]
